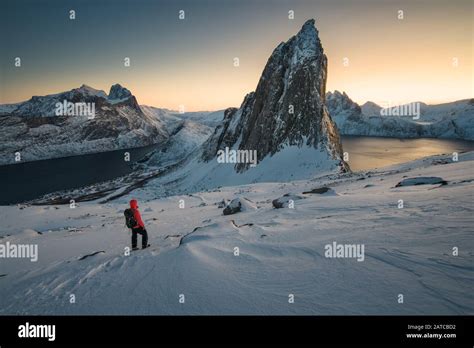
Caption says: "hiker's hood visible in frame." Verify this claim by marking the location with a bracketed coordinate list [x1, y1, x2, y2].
[130, 199, 138, 209]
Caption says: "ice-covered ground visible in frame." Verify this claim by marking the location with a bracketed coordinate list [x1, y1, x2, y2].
[0, 152, 473, 315]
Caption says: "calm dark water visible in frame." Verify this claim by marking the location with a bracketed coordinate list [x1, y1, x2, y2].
[1, 137, 473, 205]
[341, 136, 474, 172]
[0, 145, 157, 205]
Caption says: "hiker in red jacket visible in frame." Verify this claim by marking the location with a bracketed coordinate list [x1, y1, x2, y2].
[126, 199, 149, 250]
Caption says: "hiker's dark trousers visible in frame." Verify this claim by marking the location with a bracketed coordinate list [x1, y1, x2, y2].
[132, 227, 148, 248]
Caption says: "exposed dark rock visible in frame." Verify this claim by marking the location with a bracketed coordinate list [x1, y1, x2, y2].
[230, 220, 254, 228]
[202, 19, 346, 173]
[395, 177, 447, 187]
[78, 250, 105, 261]
[223, 198, 242, 215]
[272, 193, 303, 208]
[108, 83, 132, 100]
[216, 199, 229, 208]
[302, 187, 330, 194]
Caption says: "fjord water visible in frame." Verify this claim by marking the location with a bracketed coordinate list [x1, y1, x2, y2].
[0, 137, 473, 205]
[341, 136, 474, 171]
[0, 144, 157, 205]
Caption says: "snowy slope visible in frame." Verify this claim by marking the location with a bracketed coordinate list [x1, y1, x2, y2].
[140, 105, 219, 167]
[145, 120, 216, 168]
[0, 151, 473, 314]
[140, 105, 225, 129]
[174, 110, 226, 128]
[140, 105, 183, 132]
[134, 141, 339, 199]
[360, 101, 382, 116]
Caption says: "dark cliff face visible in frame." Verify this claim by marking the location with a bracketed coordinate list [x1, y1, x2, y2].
[109, 84, 132, 100]
[202, 19, 344, 172]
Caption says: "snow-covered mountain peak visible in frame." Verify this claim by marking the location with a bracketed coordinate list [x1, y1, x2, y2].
[200, 18, 346, 177]
[326, 90, 361, 118]
[359, 101, 382, 116]
[74, 84, 107, 98]
[360, 101, 380, 107]
[108, 83, 132, 101]
[327, 90, 350, 99]
[293, 19, 320, 58]
[301, 18, 316, 32]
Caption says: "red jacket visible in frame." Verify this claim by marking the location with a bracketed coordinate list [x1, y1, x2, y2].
[130, 199, 145, 229]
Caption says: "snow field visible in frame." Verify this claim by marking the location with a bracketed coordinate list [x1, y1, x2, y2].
[0, 152, 472, 314]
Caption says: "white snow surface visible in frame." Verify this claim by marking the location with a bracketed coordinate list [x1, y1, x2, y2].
[140, 105, 226, 129]
[174, 110, 226, 128]
[1, 151, 473, 314]
[134, 141, 340, 200]
[140, 105, 221, 167]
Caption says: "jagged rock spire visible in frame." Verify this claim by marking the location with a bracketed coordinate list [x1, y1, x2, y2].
[203, 19, 345, 173]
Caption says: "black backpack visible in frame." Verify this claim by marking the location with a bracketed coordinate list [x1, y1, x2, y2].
[124, 208, 137, 228]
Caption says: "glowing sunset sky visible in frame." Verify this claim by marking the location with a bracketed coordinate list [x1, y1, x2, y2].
[1, 0, 472, 111]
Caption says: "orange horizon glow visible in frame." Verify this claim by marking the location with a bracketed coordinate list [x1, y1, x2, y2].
[1, 0, 472, 112]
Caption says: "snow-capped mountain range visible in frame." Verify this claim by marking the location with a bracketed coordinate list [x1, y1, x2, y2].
[0, 84, 224, 166]
[327, 90, 474, 140]
[0, 19, 472, 174]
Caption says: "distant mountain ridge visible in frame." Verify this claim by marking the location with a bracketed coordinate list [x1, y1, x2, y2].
[0, 84, 141, 117]
[0, 84, 168, 165]
[326, 91, 474, 140]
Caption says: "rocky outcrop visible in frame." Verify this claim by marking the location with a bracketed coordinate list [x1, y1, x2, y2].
[223, 198, 242, 215]
[108, 84, 132, 101]
[302, 187, 336, 195]
[395, 177, 447, 187]
[272, 194, 303, 208]
[202, 19, 346, 173]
